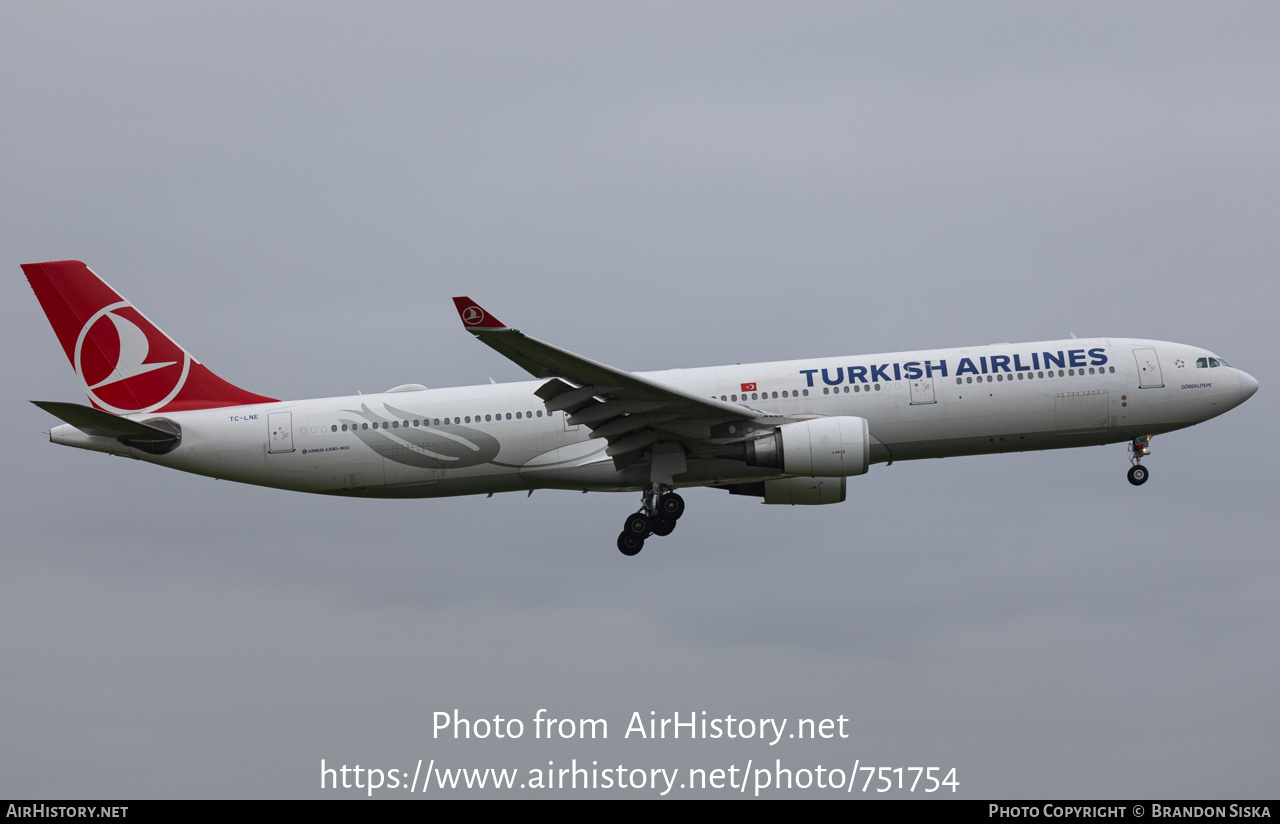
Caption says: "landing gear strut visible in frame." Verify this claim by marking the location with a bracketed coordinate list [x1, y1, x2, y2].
[615, 485, 686, 556]
[1127, 435, 1151, 486]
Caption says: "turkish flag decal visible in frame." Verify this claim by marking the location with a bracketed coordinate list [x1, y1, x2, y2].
[740, 382, 757, 392]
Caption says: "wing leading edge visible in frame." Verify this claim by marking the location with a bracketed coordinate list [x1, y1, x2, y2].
[451, 297, 791, 469]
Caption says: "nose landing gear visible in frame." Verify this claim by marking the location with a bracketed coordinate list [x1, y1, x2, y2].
[615, 486, 686, 555]
[1127, 435, 1151, 486]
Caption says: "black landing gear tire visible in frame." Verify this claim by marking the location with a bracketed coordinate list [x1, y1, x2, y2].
[624, 512, 653, 537]
[1127, 465, 1149, 486]
[658, 492, 685, 520]
[650, 516, 676, 537]
[617, 532, 644, 556]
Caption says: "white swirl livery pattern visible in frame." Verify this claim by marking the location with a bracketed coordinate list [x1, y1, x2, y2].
[340, 402, 501, 469]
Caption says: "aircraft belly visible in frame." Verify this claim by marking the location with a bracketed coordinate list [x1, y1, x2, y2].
[520, 439, 626, 489]
[1053, 390, 1110, 431]
[519, 441, 786, 491]
[939, 400, 1053, 441]
[1166, 386, 1236, 424]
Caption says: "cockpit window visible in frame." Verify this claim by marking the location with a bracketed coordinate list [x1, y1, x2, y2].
[1217, 357, 1230, 367]
[1209, 358, 1221, 368]
[1196, 358, 1208, 368]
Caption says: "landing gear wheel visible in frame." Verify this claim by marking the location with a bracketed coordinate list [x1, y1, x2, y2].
[624, 512, 653, 537]
[617, 532, 644, 556]
[1127, 465, 1149, 486]
[650, 516, 676, 537]
[657, 492, 685, 520]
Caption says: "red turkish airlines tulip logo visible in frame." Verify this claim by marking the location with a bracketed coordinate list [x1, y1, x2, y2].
[74, 302, 191, 413]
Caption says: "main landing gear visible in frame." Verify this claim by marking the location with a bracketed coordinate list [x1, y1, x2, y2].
[616, 486, 686, 556]
[1127, 435, 1151, 486]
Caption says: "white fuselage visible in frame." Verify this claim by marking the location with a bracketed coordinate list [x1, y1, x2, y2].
[48, 338, 1254, 498]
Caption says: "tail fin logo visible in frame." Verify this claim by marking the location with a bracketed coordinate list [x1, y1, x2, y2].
[74, 302, 192, 414]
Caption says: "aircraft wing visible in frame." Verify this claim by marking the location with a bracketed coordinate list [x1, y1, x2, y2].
[452, 297, 786, 465]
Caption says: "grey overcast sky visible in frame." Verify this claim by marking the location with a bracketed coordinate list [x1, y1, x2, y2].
[2, 1, 1276, 798]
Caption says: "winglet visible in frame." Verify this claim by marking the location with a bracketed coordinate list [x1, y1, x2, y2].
[452, 297, 507, 330]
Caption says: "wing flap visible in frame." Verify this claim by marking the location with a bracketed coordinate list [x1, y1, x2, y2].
[567, 400, 672, 427]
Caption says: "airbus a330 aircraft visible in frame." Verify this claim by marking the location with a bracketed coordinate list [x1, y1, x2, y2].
[23, 260, 1258, 555]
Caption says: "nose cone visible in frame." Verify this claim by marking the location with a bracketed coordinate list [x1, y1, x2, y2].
[1239, 370, 1259, 403]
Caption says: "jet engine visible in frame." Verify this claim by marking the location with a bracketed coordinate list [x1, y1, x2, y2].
[739, 415, 870, 477]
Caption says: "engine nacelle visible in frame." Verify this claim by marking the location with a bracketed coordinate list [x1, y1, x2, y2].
[743, 416, 870, 477]
[763, 476, 845, 505]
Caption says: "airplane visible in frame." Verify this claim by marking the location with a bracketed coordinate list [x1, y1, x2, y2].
[22, 260, 1259, 556]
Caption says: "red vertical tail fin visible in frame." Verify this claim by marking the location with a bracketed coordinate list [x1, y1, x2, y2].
[21, 260, 277, 413]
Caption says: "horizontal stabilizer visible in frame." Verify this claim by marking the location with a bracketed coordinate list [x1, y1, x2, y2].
[31, 400, 177, 441]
